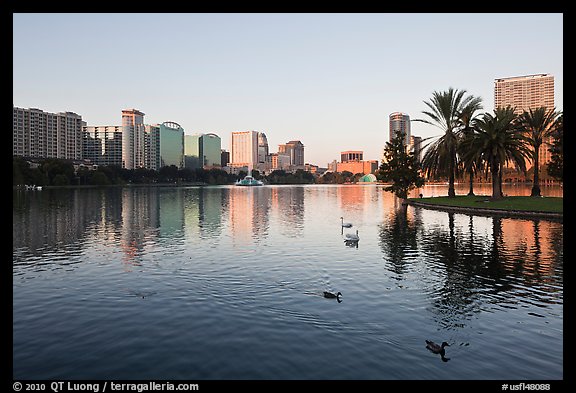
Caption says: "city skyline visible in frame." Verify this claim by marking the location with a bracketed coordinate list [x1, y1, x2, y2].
[13, 13, 563, 166]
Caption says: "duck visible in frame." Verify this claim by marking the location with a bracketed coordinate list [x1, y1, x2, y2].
[323, 291, 342, 301]
[425, 340, 450, 356]
[344, 229, 359, 242]
[340, 217, 353, 228]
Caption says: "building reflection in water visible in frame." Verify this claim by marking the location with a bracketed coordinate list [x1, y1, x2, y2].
[228, 187, 271, 246]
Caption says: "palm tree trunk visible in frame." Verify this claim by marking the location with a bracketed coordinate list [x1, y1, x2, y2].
[531, 147, 541, 197]
[468, 167, 475, 196]
[492, 163, 501, 199]
[448, 151, 456, 197]
[499, 163, 504, 197]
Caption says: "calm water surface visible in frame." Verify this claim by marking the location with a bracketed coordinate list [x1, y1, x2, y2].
[13, 184, 563, 380]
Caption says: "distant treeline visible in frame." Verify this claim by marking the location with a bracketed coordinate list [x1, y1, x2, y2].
[13, 157, 238, 186]
[12, 157, 322, 186]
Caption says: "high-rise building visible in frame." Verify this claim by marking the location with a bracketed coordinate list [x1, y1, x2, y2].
[494, 74, 555, 171]
[83, 125, 123, 166]
[389, 112, 411, 146]
[231, 131, 259, 169]
[144, 124, 160, 170]
[13, 106, 84, 160]
[278, 140, 304, 167]
[258, 133, 269, 163]
[185, 133, 222, 169]
[158, 121, 184, 169]
[410, 135, 423, 163]
[121, 109, 146, 169]
[494, 74, 554, 113]
[202, 133, 222, 168]
[184, 134, 202, 169]
[221, 149, 230, 168]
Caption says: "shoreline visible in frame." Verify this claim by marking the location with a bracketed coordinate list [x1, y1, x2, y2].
[406, 199, 563, 221]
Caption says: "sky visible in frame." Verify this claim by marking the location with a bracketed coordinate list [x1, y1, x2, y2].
[13, 13, 563, 167]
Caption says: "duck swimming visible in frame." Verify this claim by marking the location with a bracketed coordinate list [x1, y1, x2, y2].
[426, 340, 450, 361]
[323, 291, 342, 302]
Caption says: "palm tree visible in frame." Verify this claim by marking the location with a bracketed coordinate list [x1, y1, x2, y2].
[414, 88, 481, 197]
[456, 97, 484, 196]
[547, 113, 563, 182]
[516, 107, 559, 197]
[466, 106, 531, 198]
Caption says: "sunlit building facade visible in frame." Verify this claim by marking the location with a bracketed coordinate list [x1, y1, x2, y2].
[337, 150, 378, 175]
[278, 140, 305, 167]
[494, 74, 554, 113]
[494, 74, 555, 173]
[231, 131, 259, 169]
[13, 106, 84, 160]
[121, 108, 146, 169]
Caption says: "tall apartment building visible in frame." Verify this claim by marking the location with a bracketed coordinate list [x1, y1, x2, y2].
[121, 108, 146, 169]
[13, 106, 84, 160]
[494, 74, 555, 170]
[144, 124, 160, 170]
[230, 131, 259, 169]
[83, 125, 123, 166]
[494, 74, 554, 113]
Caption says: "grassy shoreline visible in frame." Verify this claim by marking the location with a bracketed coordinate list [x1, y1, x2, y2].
[407, 195, 563, 218]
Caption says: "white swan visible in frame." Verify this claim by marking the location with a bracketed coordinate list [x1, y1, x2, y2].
[340, 217, 353, 228]
[344, 229, 359, 242]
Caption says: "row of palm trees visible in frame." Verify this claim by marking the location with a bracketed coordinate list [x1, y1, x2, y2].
[414, 88, 562, 198]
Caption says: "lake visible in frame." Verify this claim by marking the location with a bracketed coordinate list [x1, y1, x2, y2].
[12, 184, 563, 380]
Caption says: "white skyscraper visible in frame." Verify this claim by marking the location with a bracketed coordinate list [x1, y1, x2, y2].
[121, 108, 146, 169]
[230, 131, 259, 169]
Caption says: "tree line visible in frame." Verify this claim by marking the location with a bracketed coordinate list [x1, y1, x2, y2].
[12, 157, 322, 186]
[12, 157, 239, 186]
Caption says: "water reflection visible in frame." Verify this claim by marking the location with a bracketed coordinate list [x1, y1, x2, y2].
[379, 204, 564, 331]
[13, 184, 563, 380]
[378, 204, 422, 278]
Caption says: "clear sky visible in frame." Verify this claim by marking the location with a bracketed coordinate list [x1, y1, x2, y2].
[13, 13, 563, 167]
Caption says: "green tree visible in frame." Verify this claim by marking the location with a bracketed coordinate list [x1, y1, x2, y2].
[463, 106, 530, 199]
[40, 158, 75, 185]
[340, 171, 354, 183]
[547, 113, 563, 182]
[90, 171, 110, 185]
[516, 107, 560, 196]
[414, 87, 480, 197]
[378, 131, 425, 200]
